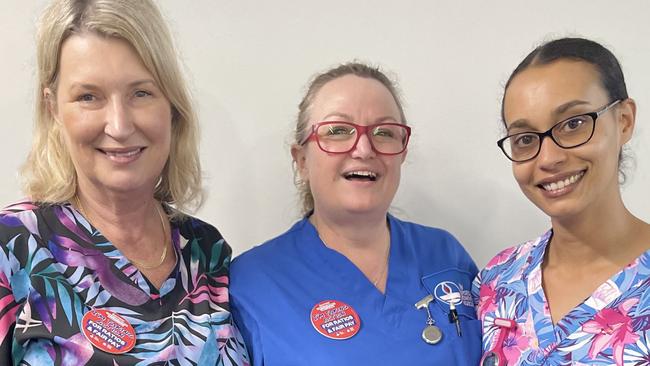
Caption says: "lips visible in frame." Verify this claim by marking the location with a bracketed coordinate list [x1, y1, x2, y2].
[343, 170, 378, 182]
[537, 170, 585, 193]
[98, 147, 145, 163]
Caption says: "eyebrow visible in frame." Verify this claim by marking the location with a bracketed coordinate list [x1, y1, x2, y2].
[506, 99, 592, 132]
[321, 113, 399, 124]
[68, 79, 158, 90]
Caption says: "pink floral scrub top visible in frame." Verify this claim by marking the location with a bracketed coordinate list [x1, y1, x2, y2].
[473, 230, 650, 366]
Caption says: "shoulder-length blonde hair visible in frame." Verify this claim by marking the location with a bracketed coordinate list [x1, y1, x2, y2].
[23, 0, 203, 215]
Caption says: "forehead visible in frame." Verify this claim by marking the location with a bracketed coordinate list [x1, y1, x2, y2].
[57, 32, 152, 84]
[309, 74, 401, 122]
[503, 60, 609, 126]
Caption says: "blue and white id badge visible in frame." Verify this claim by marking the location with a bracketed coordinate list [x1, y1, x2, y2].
[421, 268, 476, 319]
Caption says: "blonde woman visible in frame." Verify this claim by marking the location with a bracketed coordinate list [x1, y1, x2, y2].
[0, 1, 248, 364]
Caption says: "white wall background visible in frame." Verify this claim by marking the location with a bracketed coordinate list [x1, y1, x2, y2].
[1, 1, 649, 267]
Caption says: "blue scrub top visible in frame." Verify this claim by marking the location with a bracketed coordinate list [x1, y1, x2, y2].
[230, 215, 481, 365]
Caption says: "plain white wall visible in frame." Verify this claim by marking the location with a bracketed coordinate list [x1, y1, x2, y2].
[1, 1, 649, 267]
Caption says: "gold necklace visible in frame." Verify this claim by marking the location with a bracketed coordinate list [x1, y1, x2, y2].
[74, 197, 171, 270]
[311, 217, 390, 288]
[371, 242, 390, 287]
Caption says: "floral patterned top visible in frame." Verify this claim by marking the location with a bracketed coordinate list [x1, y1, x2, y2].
[473, 230, 650, 366]
[0, 200, 249, 365]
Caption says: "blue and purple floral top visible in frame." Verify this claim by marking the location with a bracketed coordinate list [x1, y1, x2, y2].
[473, 230, 650, 366]
[0, 200, 249, 365]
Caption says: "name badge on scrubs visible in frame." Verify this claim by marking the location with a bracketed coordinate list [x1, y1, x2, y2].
[81, 309, 136, 354]
[310, 300, 361, 340]
[421, 268, 475, 317]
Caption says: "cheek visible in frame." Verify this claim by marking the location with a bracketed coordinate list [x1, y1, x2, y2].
[60, 109, 101, 146]
[139, 106, 173, 145]
[512, 163, 532, 188]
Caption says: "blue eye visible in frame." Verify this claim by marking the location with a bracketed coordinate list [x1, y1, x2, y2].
[134, 90, 152, 98]
[77, 94, 96, 102]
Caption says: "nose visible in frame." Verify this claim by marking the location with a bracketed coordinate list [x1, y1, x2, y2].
[535, 135, 567, 170]
[350, 133, 376, 159]
[104, 97, 135, 140]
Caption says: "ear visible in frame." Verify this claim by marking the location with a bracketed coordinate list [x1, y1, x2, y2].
[617, 98, 636, 146]
[43, 88, 60, 124]
[291, 144, 308, 181]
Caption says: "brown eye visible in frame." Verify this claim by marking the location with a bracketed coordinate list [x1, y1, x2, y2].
[513, 133, 537, 148]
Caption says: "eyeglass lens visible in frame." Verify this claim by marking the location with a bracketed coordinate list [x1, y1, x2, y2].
[503, 114, 595, 161]
[315, 123, 409, 154]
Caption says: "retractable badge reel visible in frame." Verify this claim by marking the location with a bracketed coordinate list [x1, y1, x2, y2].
[414, 294, 443, 345]
[480, 318, 516, 366]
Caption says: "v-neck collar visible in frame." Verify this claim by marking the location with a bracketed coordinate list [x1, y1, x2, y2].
[300, 215, 397, 298]
[524, 229, 650, 350]
[65, 202, 180, 298]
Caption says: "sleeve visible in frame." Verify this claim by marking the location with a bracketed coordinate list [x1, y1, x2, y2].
[0, 227, 22, 365]
[230, 296, 263, 366]
[471, 268, 483, 308]
[183, 218, 251, 366]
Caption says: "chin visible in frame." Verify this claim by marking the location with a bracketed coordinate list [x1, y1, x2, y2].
[344, 201, 390, 216]
[96, 175, 157, 195]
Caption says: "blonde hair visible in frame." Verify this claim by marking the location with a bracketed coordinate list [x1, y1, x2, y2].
[293, 62, 406, 216]
[22, 0, 203, 216]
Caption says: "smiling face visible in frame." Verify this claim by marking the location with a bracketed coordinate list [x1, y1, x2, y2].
[503, 59, 635, 220]
[48, 33, 172, 199]
[292, 74, 406, 219]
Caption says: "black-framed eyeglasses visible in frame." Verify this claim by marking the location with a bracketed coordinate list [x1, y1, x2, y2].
[301, 121, 411, 155]
[497, 99, 623, 162]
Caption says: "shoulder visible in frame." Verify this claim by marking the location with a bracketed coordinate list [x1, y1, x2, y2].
[173, 213, 233, 263]
[482, 230, 551, 272]
[389, 215, 475, 267]
[0, 199, 57, 240]
[390, 215, 460, 243]
[475, 229, 551, 292]
[231, 218, 308, 273]
[1, 199, 47, 220]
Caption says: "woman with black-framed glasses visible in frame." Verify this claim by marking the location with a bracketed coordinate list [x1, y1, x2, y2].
[229, 62, 482, 365]
[473, 37, 650, 366]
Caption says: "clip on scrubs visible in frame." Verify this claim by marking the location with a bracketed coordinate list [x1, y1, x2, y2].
[480, 318, 516, 366]
[415, 294, 443, 345]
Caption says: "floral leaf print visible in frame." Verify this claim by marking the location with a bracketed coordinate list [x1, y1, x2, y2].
[582, 299, 640, 365]
[477, 230, 650, 365]
[1, 202, 248, 365]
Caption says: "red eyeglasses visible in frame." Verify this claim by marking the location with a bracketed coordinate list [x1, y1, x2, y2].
[301, 121, 411, 155]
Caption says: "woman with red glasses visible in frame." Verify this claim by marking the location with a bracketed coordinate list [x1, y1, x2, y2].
[230, 62, 482, 365]
[474, 37, 650, 366]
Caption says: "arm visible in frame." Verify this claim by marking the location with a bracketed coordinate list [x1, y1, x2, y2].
[0, 235, 20, 365]
[230, 294, 262, 366]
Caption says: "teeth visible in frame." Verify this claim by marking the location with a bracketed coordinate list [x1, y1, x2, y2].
[346, 170, 377, 178]
[542, 171, 584, 191]
[105, 149, 141, 157]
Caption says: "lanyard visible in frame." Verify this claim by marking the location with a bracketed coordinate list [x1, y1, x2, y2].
[480, 318, 516, 366]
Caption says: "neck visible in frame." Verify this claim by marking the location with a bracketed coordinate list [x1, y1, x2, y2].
[310, 209, 389, 250]
[75, 180, 163, 249]
[310, 209, 391, 293]
[548, 191, 649, 267]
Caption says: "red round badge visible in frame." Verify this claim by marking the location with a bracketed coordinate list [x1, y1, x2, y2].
[310, 300, 361, 340]
[81, 309, 136, 354]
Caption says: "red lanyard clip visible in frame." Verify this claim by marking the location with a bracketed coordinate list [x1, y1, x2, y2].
[480, 318, 516, 366]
